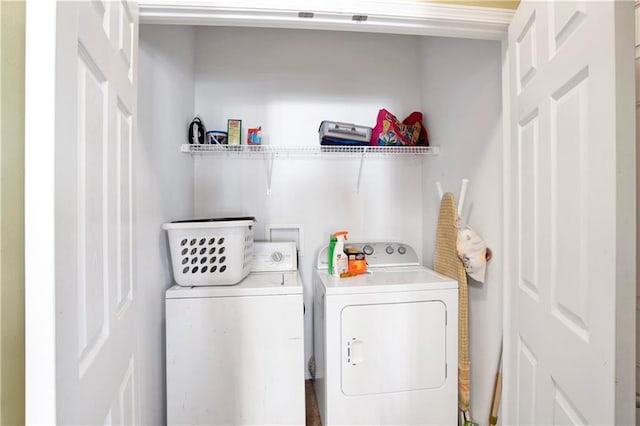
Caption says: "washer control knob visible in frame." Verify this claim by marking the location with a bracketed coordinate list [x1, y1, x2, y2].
[385, 245, 394, 255]
[363, 245, 374, 256]
[398, 246, 407, 255]
[271, 251, 283, 262]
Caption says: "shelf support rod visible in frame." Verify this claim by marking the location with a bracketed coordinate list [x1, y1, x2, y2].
[265, 153, 275, 195]
[356, 147, 367, 194]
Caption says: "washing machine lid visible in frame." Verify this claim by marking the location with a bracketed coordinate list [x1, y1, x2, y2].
[166, 271, 302, 298]
[318, 266, 457, 295]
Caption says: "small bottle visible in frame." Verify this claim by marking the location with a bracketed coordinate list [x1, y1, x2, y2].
[247, 127, 263, 145]
[256, 127, 262, 144]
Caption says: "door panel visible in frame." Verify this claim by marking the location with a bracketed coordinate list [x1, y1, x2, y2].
[518, 111, 539, 302]
[549, 3, 585, 54]
[76, 47, 110, 377]
[116, 100, 133, 315]
[516, 336, 537, 425]
[507, 1, 635, 424]
[550, 68, 590, 342]
[43, 1, 139, 424]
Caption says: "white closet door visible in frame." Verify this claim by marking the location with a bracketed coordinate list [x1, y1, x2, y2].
[506, 1, 635, 425]
[25, 1, 139, 424]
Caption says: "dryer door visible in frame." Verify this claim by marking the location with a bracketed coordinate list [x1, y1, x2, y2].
[341, 300, 447, 396]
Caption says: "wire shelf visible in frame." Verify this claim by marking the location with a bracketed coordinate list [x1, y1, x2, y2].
[180, 144, 439, 157]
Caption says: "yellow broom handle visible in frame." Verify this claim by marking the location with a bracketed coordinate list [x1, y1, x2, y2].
[489, 363, 502, 425]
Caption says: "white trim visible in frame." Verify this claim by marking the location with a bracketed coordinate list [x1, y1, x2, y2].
[25, 0, 57, 424]
[614, 1, 637, 422]
[500, 35, 511, 425]
[138, 0, 514, 40]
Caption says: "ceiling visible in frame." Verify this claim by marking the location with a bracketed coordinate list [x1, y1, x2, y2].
[426, 0, 519, 9]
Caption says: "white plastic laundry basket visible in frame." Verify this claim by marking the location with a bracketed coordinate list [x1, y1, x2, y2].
[162, 217, 255, 286]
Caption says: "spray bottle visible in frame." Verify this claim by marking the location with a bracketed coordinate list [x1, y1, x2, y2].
[330, 231, 349, 277]
[328, 235, 337, 276]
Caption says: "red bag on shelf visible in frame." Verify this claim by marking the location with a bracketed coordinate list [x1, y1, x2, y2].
[370, 109, 429, 146]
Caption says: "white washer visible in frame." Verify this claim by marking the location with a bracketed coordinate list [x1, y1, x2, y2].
[313, 242, 459, 425]
[166, 242, 305, 425]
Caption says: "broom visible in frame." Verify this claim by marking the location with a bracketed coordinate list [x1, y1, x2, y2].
[489, 341, 503, 426]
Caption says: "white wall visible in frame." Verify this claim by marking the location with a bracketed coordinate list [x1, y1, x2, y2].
[192, 27, 427, 375]
[420, 37, 503, 423]
[194, 27, 424, 144]
[136, 25, 196, 425]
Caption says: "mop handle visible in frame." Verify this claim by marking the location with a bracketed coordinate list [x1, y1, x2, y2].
[489, 350, 503, 425]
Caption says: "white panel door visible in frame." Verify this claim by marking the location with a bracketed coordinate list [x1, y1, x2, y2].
[506, 1, 635, 425]
[25, 1, 138, 424]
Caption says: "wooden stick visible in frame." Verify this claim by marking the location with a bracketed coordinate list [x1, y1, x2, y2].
[489, 343, 503, 425]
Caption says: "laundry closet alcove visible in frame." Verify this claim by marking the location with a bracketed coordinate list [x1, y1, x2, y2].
[23, 2, 635, 425]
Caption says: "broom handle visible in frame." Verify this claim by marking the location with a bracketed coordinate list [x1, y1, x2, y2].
[489, 348, 503, 425]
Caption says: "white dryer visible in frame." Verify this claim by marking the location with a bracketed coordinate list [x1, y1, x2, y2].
[313, 242, 458, 425]
[166, 242, 305, 425]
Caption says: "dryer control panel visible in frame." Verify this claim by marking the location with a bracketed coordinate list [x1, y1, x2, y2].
[316, 242, 419, 269]
[253, 241, 298, 272]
